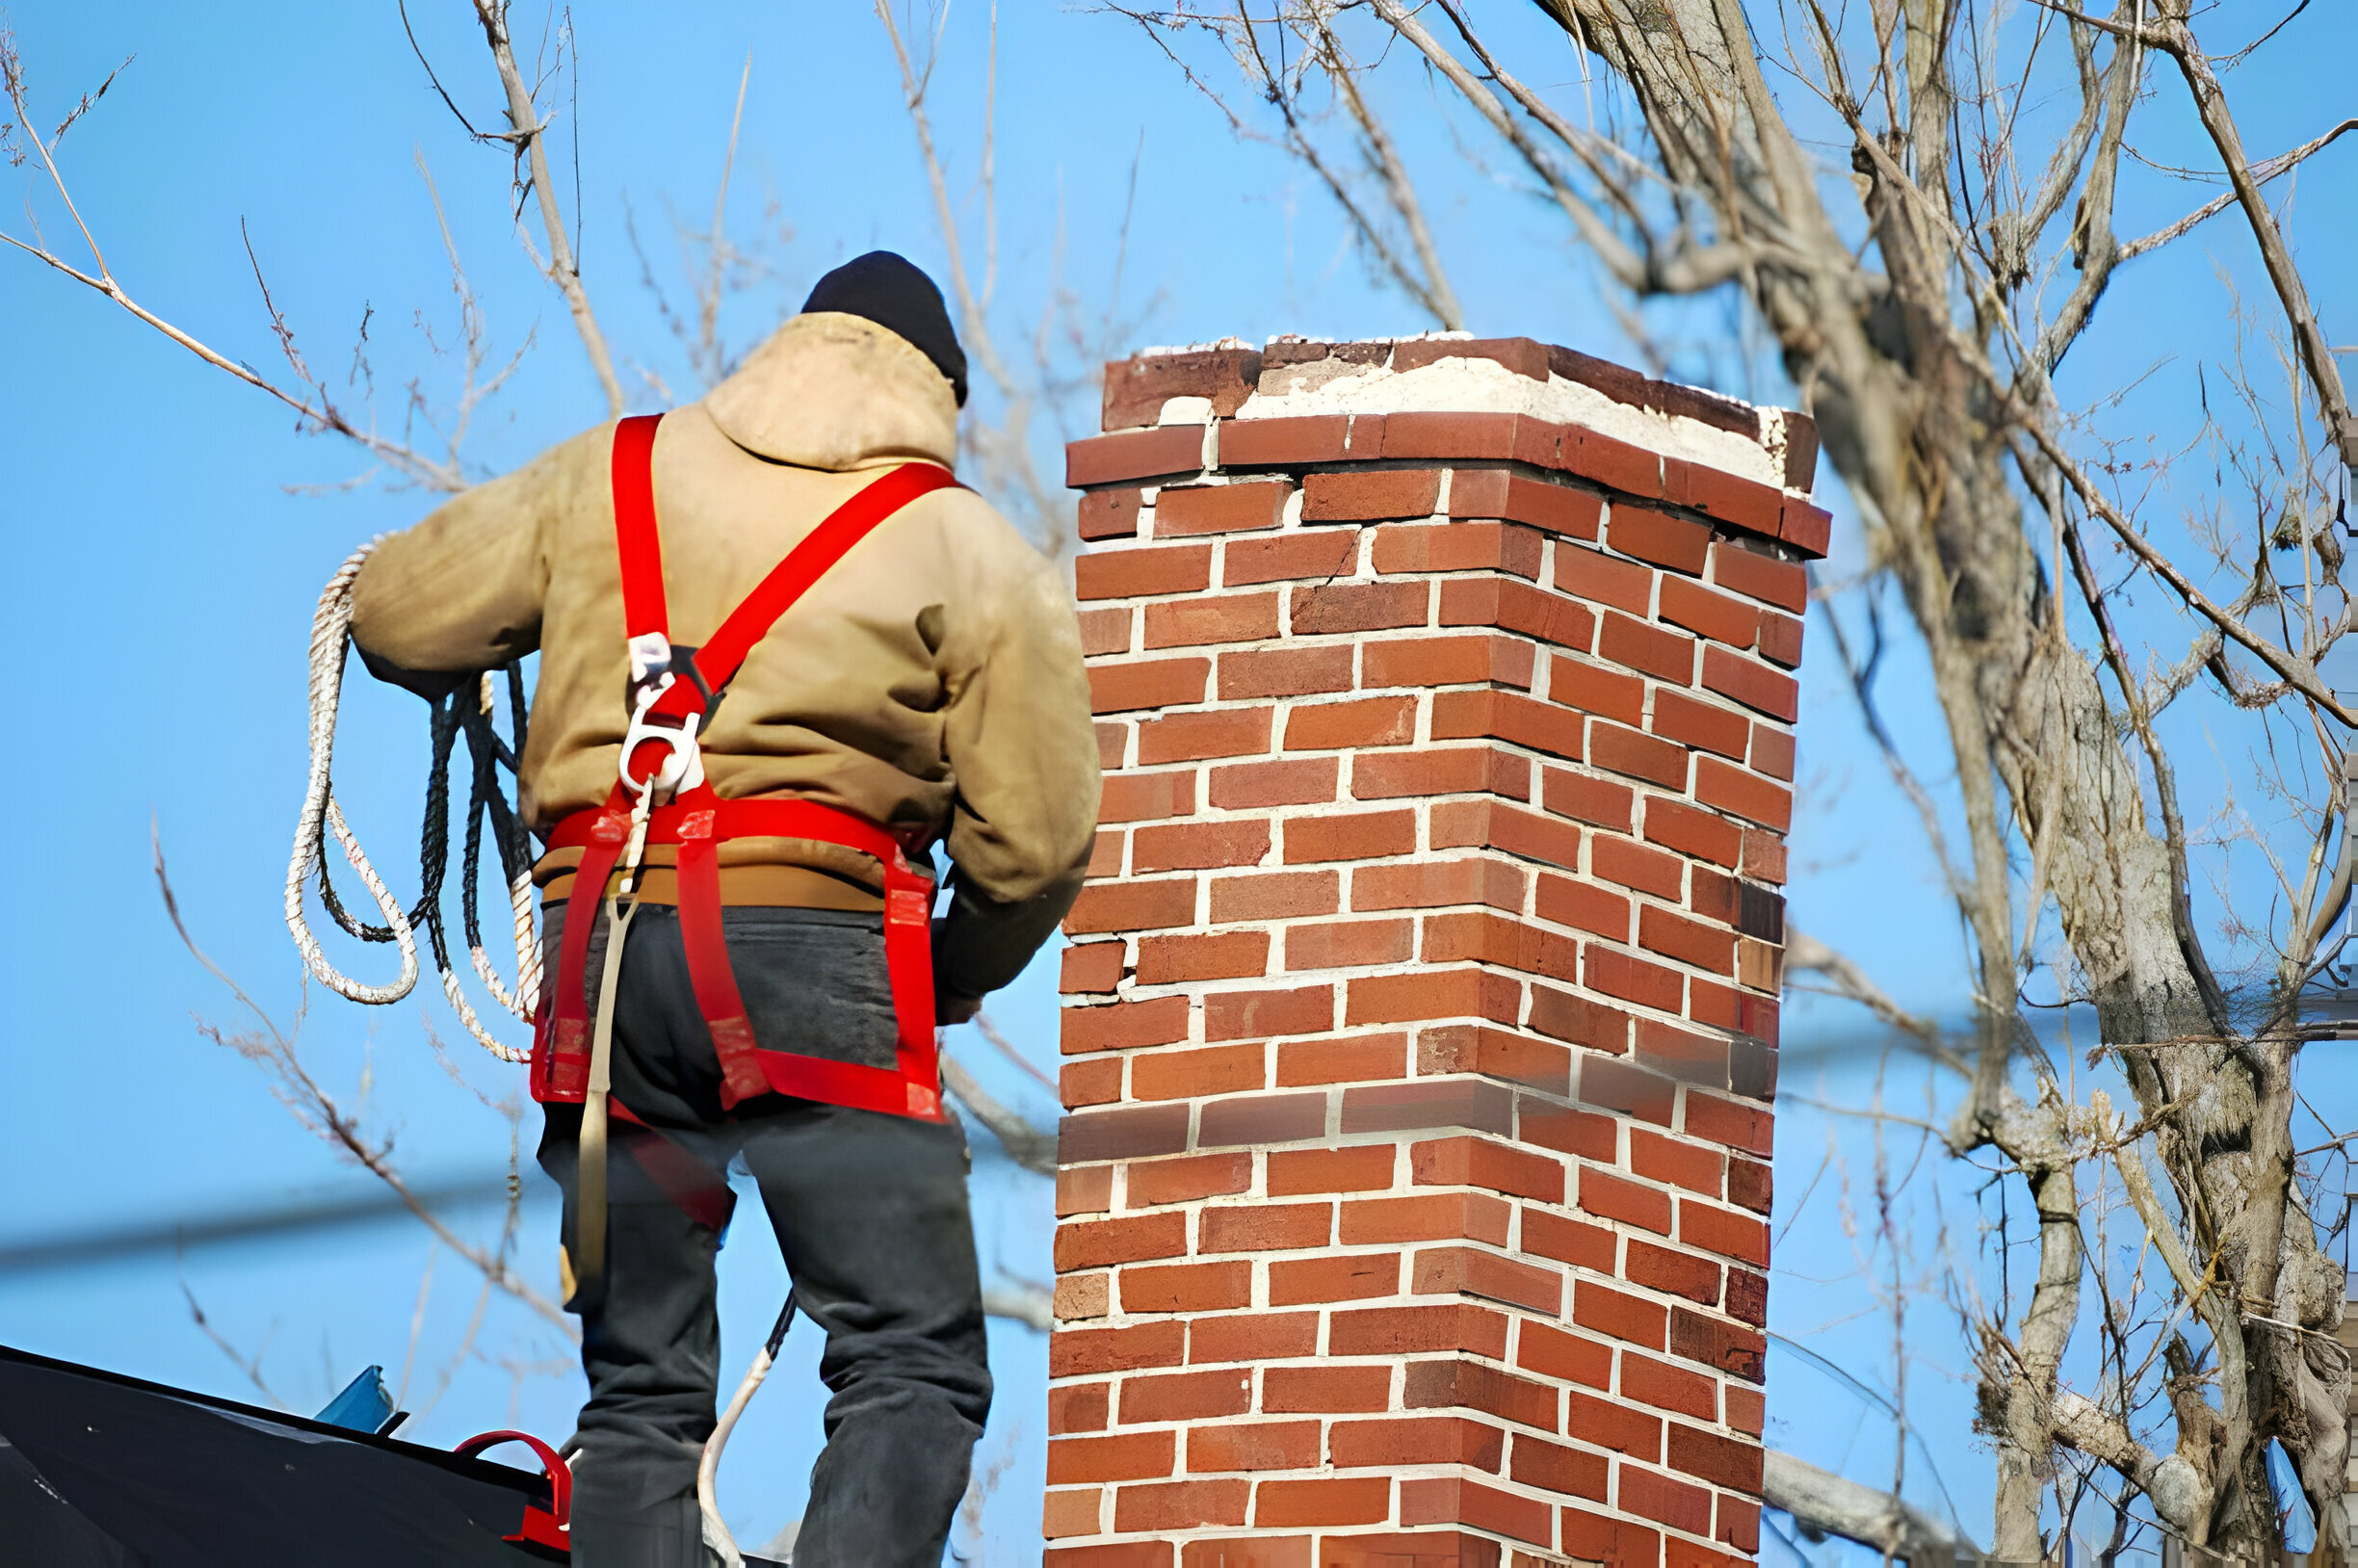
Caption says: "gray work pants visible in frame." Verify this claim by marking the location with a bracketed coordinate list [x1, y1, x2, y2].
[537, 903, 990, 1568]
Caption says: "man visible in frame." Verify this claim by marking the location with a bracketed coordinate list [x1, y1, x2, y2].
[346, 251, 1100, 1567]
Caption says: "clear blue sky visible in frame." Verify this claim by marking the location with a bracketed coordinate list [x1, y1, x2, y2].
[3, 2, 2352, 1560]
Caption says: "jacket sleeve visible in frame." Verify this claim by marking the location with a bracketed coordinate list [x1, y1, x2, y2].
[931, 545, 1102, 999]
[346, 427, 600, 681]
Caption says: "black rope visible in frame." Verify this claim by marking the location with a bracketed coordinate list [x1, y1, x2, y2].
[313, 663, 534, 969]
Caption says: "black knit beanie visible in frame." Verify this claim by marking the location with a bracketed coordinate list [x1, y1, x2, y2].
[800, 250, 968, 407]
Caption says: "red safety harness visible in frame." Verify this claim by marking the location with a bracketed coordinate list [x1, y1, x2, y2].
[531, 411, 958, 1124]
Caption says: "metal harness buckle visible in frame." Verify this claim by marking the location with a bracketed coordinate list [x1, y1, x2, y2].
[618, 633, 706, 802]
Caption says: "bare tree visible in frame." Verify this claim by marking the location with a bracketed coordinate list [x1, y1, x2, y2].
[1128, 0, 2355, 1558]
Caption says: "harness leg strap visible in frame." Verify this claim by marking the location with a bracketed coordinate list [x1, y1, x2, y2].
[674, 808, 770, 1111]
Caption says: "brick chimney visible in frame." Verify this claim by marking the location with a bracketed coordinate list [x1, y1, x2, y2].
[1047, 335, 1822, 1568]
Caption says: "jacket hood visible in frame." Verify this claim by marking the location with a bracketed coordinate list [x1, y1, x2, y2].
[701, 311, 960, 472]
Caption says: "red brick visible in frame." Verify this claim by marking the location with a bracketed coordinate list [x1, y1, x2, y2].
[1050, 1430, 1176, 1484]
[1621, 1353, 1718, 1423]
[1188, 1420, 1323, 1474]
[1518, 1095, 1619, 1160]
[1658, 576, 1760, 650]
[1302, 468, 1443, 522]
[1728, 1157, 1772, 1215]
[1103, 349, 1260, 429]
[1741, 826, 1788, 884]
[1353, 746, 1531, 802]
[1219, 645, 1354, 699]
[1263, 1365, 1393, 1413]
[1343, 1192, 1512, 1247]
[1253, 1477, 1394, 1528]
[1700, 645, 1797, 720]
[1510, 1435, 1611, 1501]
[1058, 1212, 1189, 1271]
[1630, 1131, 1725, 1199]
[1718, 1495, 1764, 1555]
[1285, 695, 1418, 749]
[1541, 767, 1634, 832]
[1191, 1312, 1321, 1365]
[1664, 459, 1781, 537]
[1693, 754, 1792, 829]
[1607, 506, 1710, 575]
[1574, 1279, 1668, 1349]
[1143, 591, 1282, 649]
[1372, 520, 1544, 577]
[1061, 1058, 1121, 1107]
[1137, 930, 1270, 985]
[1210, 871, 1338, 923]
[1133, 819, 1271, 874]
[1200, 1201, 1333, 1254]
[1563, 430, 1664, 500]
[1412, 1245, 1562, 1314]
[1555, 545, 1654, 616]
[1584, 945, 1685, 1012]
[1329, 1416, 1505, 1471]
[1277, 1032, 1408, 1086]
[1327, 1304, 1510, 1360]
[1050, 1380, 1111, 1434]
[1078, 542, 1213, 601]
[1080, 606, 1135, 656]
[1670, 1306, 1766, 1381]
[1065, 877, 1197, 936]
[1680, 1200, 1769, 1267]
[1269, 1252, 1401, 1305]
[1439, 578, 1595, 652]
[1052, 1320, 1187, 1376]
[1079, 487, 1142, 541]
[1352, 857, 1526, 914]
[1204, 984, 1335, 1040]
[1415, 1023, 1571, 1093]
[1599, 612, 1697, 684]
[1520, 1208, 1615, 1272]
[1750, 723, 1795, 781]
[1494, 471, 1604, 538]
[1638, 905, 1736, 974]
[1062, 941, 1125, 995]
[1580, 1168, 1674, 1236]
[1099, 768, 1197, 824]
[1341, 1079, 1515, 1137]
[1411, 1136, 1565, 1203]
[1209, 757, 1338, 809]
[1267, 1144, 1396, 1195]
[1286, 918, 1414, 971]
[1224, 530, 1357, 587]
[1198, 1091, 1327, 1148]
[1517, 1320, 1612, 1389]
[1724, 1385, 1764, 1436]
[1096, 722, 1130, 772]
[1644, 797, 1742, 868]
[1156, 480, 1291, 536]
[1589, 722, 1689, 789]
[1138, 706, 1272, 765]
[1403, 1358, 1559, 1430]
[1118, 1368, 1254, 1424]
[1346, 968, 1523, 1029]
[1219, 413, 1349, 466]
[1429, 690, 1584, 762]
[1780, 496, 1833, 557]
[1399, 1475, 1554, 1546]
[1547, 655, 1644, 729]
[1619, 1466, 1712, 1535]
[1418, 909, 1578, 979]
[1291, 581, 1430, 635]
[1561, 1508, 1662, 1568]
[1363, 632, 1538, 689]
[1757, 609, 1804, 667]
[1121, 1260, 1251, 1314]
[1588, 834, 1683, 900]
[1391, 337, 1551, 381]
[1090, 658, 1210, 715]
[1651, 689, 1750, 761]
[1067, 424, 1209, 486]
[1128, 1152, 1252, 1209]
[1376, 409, 1521, 459]
[1113, 1477, 1248, 1532]
[1284, 810, 1416, 864]
[1062, 994, 1190, 1055]
[1130, 1042, 1267, 1101]
[1580, 1057, 1675, 1127]
[1059, 1164, 1114, 1217]
[1533, 874, 1632, 941]
[1708, 539, 1806, 612]
[1087, 827, 1124, 880]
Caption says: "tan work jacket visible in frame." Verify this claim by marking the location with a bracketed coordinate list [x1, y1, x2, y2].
[347, 312, 1099, 997]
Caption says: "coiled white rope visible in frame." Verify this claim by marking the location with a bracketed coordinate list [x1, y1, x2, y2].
[285, 542, 537, 1062]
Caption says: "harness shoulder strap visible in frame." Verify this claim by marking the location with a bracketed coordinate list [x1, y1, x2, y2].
[610, 414, 668, 640]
